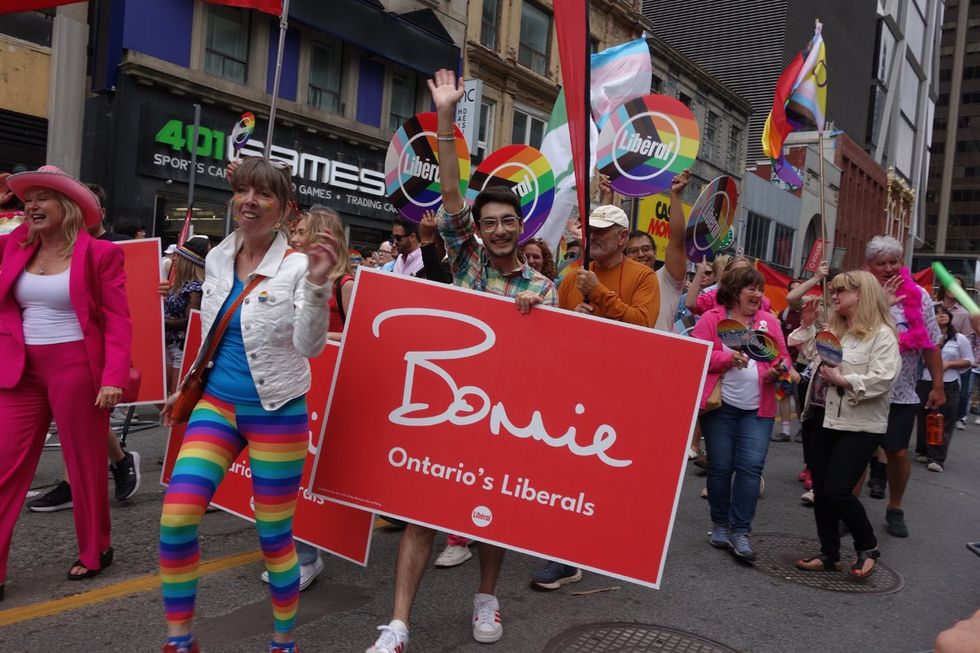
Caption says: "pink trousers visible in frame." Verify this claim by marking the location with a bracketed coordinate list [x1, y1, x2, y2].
[0, 341, 110, 583]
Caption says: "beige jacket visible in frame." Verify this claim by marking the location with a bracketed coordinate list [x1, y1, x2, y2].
[791, 323, 900, 434]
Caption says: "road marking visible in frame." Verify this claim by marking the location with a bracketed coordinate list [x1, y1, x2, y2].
[0, 550, 263, 628]
[1, 519, 394, 627]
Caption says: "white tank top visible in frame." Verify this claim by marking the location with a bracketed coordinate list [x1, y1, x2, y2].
[13, 269, 84, 344]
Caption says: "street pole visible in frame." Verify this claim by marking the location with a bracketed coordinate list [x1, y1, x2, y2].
[264, 0, 291, 158]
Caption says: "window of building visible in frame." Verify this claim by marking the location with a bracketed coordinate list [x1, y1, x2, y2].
[519, 2, 551, 76]
[308, 37, 343, 114]
[0, 9, 55, 47]
[481, 0, 502, 50]
[512, 106, 547, 149]
[702, 111, 718, 161]
[744, 211, 772, 261]
[474, 100, 496, 164]
[679, 92, 692, 108]
[389, 70, 418, 133]
[651, 74, 663, 94]
[728, 125, 741, 171]
[204, 5, 250, 84]
[773, 224, 794, 268]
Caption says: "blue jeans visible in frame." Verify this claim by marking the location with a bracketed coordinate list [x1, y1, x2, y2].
[700, 403, 774, 533]
[296, 541, 319, 565]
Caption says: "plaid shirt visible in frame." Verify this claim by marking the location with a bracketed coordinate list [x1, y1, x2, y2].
[436, 204, 557, 305]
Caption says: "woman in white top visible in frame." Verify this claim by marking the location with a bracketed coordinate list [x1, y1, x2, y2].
[915, 304, 975, 472]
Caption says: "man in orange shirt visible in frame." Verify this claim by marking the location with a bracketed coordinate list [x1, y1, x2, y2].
[556, 205, 660, 328]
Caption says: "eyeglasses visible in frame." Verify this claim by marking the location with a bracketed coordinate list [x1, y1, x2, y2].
[478, 216, 522, 232]
[625, 244, 655, 256]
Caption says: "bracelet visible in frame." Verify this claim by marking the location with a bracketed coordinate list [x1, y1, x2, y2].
[437, 130, 455, 137]
[436, 135, 456, 142]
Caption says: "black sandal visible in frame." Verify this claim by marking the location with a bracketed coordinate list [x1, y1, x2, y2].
[849, 548, 879, 578]
[67, 547, 114, 580]
[795, 554, 840, 572]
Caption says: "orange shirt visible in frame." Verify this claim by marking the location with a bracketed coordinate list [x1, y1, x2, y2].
[557, 257, 660, 327]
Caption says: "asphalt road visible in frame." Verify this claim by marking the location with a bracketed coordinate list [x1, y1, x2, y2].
[2, 412, 979, 653]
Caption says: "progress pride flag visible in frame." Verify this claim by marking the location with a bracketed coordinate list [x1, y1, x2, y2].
[311, 269, 711, 588]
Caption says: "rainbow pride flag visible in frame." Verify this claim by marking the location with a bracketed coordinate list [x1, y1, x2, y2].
[762, 23, 827, 187]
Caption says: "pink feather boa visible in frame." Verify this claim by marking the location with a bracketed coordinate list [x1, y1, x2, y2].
[896, 268, 935, 352]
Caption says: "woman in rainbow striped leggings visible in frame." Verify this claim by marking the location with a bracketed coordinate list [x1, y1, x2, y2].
[159, 158, 339, 653]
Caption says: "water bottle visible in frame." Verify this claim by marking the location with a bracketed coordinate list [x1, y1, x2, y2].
[926, 412, 944, 446]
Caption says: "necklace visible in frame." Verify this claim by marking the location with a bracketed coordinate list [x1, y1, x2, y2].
[35, 250, 66, 275]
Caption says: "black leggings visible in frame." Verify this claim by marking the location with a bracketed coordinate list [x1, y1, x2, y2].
[803, 426, 881, 560]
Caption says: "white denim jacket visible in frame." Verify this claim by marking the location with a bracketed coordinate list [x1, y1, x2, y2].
[792, 323, 900, 434]
[197, 231, 330, 411]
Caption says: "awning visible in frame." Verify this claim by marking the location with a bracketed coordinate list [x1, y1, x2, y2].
[289, 0, 459, 75]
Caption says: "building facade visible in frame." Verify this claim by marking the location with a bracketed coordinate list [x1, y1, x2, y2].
[75, 0, 464, 248]
[919, 0, 980, 277]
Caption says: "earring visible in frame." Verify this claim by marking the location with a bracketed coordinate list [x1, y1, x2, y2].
[274, 222, 281, 230]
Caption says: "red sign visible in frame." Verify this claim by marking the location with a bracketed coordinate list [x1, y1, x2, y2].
[804, 239, 828, 273]
[162, 312, 373, 565]
[311, 269, 711, 588]
[119, 239, 167, 404]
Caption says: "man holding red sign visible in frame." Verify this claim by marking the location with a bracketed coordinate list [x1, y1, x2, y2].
[365, 69, 557, 653]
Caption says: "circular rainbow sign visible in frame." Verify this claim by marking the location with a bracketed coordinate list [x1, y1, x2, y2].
[815, 330, 843, 367]
[466, 145, 555, 244]
[231, 112, 256, 157]
[744, 331, 780, 362]
[384, 112, 470, 222]
[597, 94, 700, 197]
[684, 175, 739, 263]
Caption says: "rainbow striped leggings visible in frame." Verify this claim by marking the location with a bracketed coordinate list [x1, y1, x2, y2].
[160, 393, 308, 633]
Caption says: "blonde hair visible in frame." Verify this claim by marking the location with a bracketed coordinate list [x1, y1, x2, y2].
[828, 270, 896, 339]
[170, 253, 205, 294]
[304, 208, 353, 286]
[22, 190, 85, 257]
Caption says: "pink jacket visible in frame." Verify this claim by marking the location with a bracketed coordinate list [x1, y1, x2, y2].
[0, 223, 132, 391]
[692, 305, 790, 417]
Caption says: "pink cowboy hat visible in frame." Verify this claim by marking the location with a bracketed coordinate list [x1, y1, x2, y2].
[6, 165, 103, 228]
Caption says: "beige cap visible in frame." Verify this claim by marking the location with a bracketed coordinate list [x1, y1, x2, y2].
[588, 204, 629, 230]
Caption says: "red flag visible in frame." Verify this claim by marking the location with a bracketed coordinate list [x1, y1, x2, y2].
[553, 0, 590, 259]
[0, 0, 83, 14]
[204, 0, 282, 15]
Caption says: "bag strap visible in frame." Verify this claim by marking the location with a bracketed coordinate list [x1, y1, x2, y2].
[190, 248, 296, 378]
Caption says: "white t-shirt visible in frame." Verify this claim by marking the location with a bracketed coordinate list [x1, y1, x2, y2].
[721, 358, 761, 410]
[14, 269, 84, 345]
[921, 332, 975, 384]
[654, 265, 684, 332]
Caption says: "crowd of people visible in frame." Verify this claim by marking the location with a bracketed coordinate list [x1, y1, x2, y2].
[0, 66, 979, 653]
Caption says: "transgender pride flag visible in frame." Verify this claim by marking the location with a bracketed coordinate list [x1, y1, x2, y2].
[590, 37, 653, 129]
[762, 23, 828, 187]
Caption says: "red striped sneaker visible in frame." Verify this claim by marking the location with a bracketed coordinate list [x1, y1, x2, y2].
[472, 593, 503, 643]
[366, 620, 408, 653]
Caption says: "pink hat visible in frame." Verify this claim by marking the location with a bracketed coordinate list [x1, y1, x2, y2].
[6, 165, 103, 228]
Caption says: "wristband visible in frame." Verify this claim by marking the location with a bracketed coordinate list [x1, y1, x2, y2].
[436, 135, 456, 142]
[437, 130, 455, 137]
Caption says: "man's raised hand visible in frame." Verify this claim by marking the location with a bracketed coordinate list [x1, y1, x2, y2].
[427, 69, 465, 114]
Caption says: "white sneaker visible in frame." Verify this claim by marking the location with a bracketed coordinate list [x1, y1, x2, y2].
[260, 554, 324, 591]
[916, 454, 928, 464]
[927, 462, 944, 473]
[472, 593, 503, 643]
[974, 416, 980, 425]
[434, 544, 472, 568]
[956, 418, 967, 430]
[367, 620, 409, 653]
[800, 489, 814, 506]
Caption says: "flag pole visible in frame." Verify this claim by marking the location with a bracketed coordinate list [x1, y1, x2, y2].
[264, 0, 290, 158]
[817, 125, 828, 323]
[581, 0, 592, 271]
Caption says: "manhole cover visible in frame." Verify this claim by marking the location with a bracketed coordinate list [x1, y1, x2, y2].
[752, 532, 904, 594]
[542, 623, 741, 653]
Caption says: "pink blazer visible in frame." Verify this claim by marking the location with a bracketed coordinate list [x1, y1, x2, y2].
[0, 223, 132, 391]
[692, 305, 790, 418]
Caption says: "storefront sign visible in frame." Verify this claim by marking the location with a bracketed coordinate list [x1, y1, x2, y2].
[162, 313, 374, 564]
[310, 269, 711, 588]
[454, 79, 483, 152]
[137, 102, 397, 220]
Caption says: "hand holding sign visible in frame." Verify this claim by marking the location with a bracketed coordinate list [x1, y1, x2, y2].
[815, 330, 844, 367]
[717, 318, 780, 363]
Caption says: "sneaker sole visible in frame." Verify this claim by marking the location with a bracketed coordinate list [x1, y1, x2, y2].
[28, 501, 73, 513]
[709, 539, 731, 549]
[116, 451, 142, 502]
[298, 559, 324, 591]
[434, 550, 473, 568]
[473, 627, 504, 644]
[530, 568, 583, 590]
[730, 549, 757, 563]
